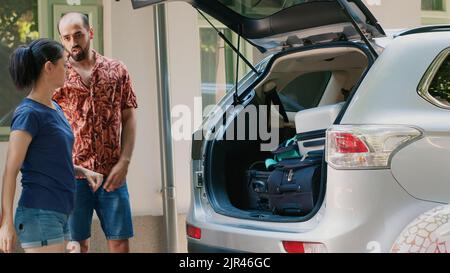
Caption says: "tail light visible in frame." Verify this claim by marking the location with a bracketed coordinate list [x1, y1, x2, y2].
[326, 125, 422, 169]
[186, 223, 202, 239]
[282, 241, 327, 253]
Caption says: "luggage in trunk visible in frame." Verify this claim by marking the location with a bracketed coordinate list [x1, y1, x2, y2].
[267, 155, 323, 216]
[245, 162, 271, 211]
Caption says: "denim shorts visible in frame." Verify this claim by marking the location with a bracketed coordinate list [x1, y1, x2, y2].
[68, 179, 134, 241]
[14, 206, 70, 249]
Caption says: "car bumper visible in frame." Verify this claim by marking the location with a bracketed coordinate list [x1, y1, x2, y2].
[187, 168, 439, 253]
[188, 240, 247, 253]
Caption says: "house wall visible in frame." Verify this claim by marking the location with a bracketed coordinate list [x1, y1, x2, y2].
[363, 0, 422, 29]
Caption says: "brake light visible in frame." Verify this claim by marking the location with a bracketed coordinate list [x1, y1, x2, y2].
[282, 241, 327, 253]
[326, 125, 422, 169]
[334, 132, 369, 153]
[186, 224, 201, 239]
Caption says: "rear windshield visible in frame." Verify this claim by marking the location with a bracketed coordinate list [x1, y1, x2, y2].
[279, 71, 332, 112]
[218, 0, 321, 19]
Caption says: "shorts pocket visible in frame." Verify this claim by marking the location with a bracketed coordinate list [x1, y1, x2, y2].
[14, 220, 26, 235]
[14, 207, 41, 245]
[14, 207, 26, 234]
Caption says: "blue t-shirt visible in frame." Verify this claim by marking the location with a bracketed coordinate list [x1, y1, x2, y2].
[11, 98, 76, 214]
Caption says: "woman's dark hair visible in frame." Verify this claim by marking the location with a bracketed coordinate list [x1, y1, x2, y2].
[9, 38, 65, 90]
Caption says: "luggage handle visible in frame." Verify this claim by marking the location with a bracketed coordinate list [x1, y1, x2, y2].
[275, 158, 322, 170]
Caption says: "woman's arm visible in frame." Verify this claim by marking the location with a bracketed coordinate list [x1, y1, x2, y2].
[0, 131, 32, 253]
[74, 165, 103, 192]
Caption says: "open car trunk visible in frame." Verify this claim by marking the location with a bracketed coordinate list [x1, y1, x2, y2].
[131, 0, 383, 222]
[205, 43, 370, 221]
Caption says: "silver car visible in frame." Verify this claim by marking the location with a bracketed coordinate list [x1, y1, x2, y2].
[133, 0, 450, 253]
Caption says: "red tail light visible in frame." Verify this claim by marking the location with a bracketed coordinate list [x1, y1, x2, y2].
[282, 241, 305, 253]
[186, 224, 201, 239]
[333, 132, 369, 154]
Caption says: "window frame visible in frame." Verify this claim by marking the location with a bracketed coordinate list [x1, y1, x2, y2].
[421, 0, 450, 25]
[0, 0, 40, 141]
[418, 47, 450, 109]
[421, 0, 446, 11]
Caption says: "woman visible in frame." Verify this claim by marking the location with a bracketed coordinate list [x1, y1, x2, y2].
[0, 38, 103, 253]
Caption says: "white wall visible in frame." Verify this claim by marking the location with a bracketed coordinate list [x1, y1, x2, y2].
[166, 2, 201, 214]
[103, 0, 163, 216]
[103, 0, 201, 215]
[0, 144, 21, 210]
[363, 0, 421, 29]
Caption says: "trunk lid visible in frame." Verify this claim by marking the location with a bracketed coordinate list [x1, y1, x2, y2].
[132, 0, 385, 53]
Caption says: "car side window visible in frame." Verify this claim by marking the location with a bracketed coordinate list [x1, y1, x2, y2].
[279, 71, 332, 112]
[419, 49, 450, 109]
[428, 54, 450, 105]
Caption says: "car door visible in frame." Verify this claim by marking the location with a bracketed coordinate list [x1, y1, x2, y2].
[390, 47, 450, 203]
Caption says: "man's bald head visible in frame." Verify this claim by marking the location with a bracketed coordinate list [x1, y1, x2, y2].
[57, 12, 90, 34]
[58, 12, 92, 62]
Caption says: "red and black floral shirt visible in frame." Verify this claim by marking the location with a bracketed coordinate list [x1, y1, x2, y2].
[53, 50, 138, 176]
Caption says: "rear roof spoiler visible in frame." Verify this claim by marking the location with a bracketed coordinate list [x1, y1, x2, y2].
[396, 25, 450, 37]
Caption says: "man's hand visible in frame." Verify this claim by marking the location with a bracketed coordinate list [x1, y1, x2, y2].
[102, 159, 129, 192]
[0, 222, 16, 253]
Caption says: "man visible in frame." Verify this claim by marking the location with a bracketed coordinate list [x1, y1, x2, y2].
[53, 12, 137, 253]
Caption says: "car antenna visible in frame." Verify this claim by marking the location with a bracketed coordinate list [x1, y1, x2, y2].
[196, 8, 259, 75]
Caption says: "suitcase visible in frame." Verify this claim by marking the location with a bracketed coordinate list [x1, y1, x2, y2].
[245, 162, 271, 211]
[267, 156, 322, 216]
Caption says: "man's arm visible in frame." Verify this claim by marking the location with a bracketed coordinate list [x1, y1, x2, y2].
[102, 108, 137, 192]
[119, 108, 137, 165]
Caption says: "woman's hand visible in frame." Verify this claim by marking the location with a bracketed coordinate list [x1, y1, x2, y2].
[0, 222, 16, 253]
[83, 168, 103, 192]
[75, 167, 103, 192]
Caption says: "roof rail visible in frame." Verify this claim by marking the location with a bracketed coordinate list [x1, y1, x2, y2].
[395, 25, 450, 37]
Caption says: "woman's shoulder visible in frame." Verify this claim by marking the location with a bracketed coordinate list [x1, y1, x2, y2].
[11, 100, 42, 135]
[12, 99, 54, 124]
[14, 99, 40, 116]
